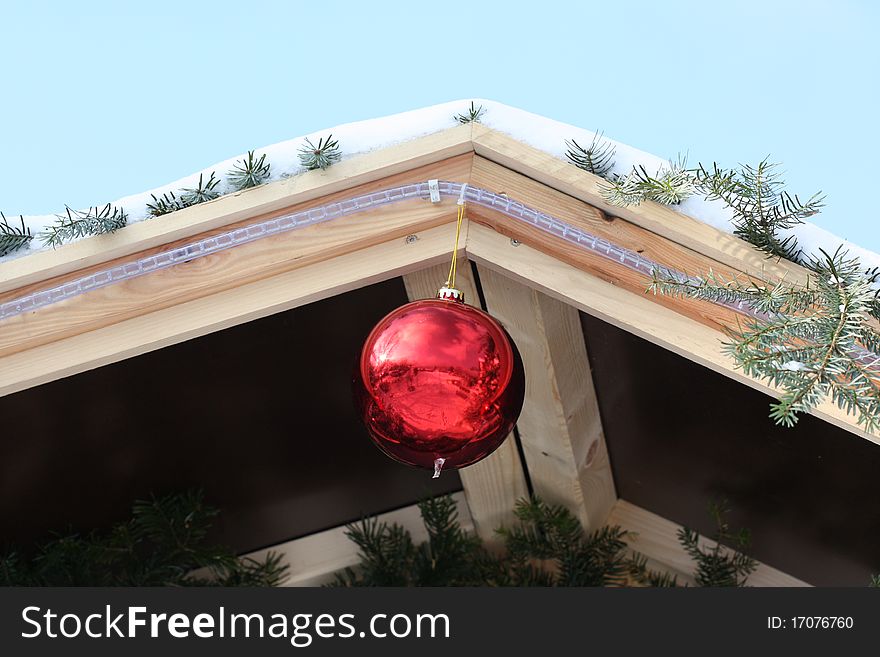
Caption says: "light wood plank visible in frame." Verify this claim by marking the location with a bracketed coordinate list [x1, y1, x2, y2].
[468, 155, 752, 334]
[0, 124, 475, 295]
[465, 222, 875, 443]
[403, 261, 529, 544]
[0, 223, 463, 397]
[0, 156, 471, 358]
[471, 124, 812, 288]
[244, 493, 473, 587]
[608, 500, 810, 587]
[475, 265, 617, 531]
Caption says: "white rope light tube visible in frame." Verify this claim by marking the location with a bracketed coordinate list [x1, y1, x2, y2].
[0, 180, 836, 328]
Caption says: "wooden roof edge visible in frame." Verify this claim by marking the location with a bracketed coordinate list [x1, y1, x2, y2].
[0, 123, 476, 296]
[470, 124, 814, 288]
[0, 120, 824, 296]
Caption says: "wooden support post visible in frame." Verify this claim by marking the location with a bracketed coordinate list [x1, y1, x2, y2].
[403, 262, 529, 543]
[474, 265, 616, 532]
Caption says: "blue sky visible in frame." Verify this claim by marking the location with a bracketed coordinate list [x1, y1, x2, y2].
[2, 1, 878, 251]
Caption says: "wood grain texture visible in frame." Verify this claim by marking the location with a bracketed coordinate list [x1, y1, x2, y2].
[403, 261, 529, 544]
[244, 493, 473, 587]
[608, 500, 810, 587]
[0, 223, 464, 398]
[471, 124, 812, 288]
[0, 124, 475, 295]
[469, 156, 753, 334]
[0, 155, 471, 358]
[476, 265, 617, 531]
[465, 222, 875, 443]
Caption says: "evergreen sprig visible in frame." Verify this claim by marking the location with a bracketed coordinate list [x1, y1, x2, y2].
[335, 494, 756, 587]
[180, 171, 221, 205]
[565, 132, 616, 178]
[497, 497, 635, 586]
[649, 247, 880, 431]
[0, 490, 288, 586]
[147, 191, 187, 217]
[601, 156, 695, 206]
[298, 136, 341, 171]
[39, 204, 127, 248]
[227, 151, 271, 190]
[454, 101, 487, 124]
[678, 501, 756, 587]
[0, 212, 33, 257]
[600, 151, 823, 262]
[333, 495, 493, 586]
[147, 172, 222, 217]
[695, 159, 824, 261]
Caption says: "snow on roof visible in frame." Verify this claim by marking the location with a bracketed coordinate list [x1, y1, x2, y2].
[5, 99, 879, 272]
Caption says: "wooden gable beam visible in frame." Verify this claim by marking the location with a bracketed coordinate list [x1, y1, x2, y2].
[470, 124, 811, 288]
[0, 124, 475, 295]
[0, 155, 471, 361]
[464, 221, 875, 443]
[475, 264, 617, 532]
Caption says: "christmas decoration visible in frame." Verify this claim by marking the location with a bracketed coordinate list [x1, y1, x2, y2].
[0, 212, 33, 257]
[353, 295, 524, 477]
[0, 489, 288, 586]
[453, 101, 486, 124]
[650, 246, 880, 430]
[39, 203, 127, 247]
[298, 135, 341, 171]
[227, 150, 271, 190]
[336, 494, 756, 587]
[565, 132, 616, 178]
[354, 196, 524, 476]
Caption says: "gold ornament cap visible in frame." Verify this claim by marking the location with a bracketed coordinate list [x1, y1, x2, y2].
[437, 285, 465, 303]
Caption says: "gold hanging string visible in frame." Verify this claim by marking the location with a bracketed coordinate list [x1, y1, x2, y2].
[445, 203, 466, 288]
[445, 184, 468, 289]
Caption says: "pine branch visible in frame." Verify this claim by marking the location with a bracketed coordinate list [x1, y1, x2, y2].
[650, 247, 880, 431]
[227, 150, 271, 190]
[39, 204, 127, 248]
[298, 136, 341, 171]
[0, 212, 33, 257]
[565, 132, 616, 178]
[147, 190, 187, 217]
[0, 489, 288, 586]
[600, 156, 695, 206]
[454, 101, 486, 124]
[678, 501, 756, 587]
[695, 158, 824, 261]
[180, 171, 221, 205]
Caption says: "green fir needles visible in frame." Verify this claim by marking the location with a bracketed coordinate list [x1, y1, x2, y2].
[0, 212, 33, 257]
[592, 149, 824, 262]
[650, 247, 880, 431]
[148, 171, 222, 217]
[678, 501, 756, 587]
[180, 171, 221, 205]
[335, 494, 755, 587]
[565, 132, 616, 178]
[695, 158, 824, 261]
[40, 204, 127, 248]
[601, 156, 695, 206]
[496, 497, 637, 586]
[0, 489, 288, 586]
[333, 494, 492, 586]
[454, 101, 487, 124]
[146, 191, 187, 217]
[227, 151, 271, 190]
[298, 135, 341, 171]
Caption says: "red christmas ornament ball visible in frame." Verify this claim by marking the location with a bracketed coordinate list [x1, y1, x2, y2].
[353, 296, 525, 476]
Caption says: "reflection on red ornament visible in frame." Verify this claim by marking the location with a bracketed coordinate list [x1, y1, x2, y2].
[353, 294, 525, 477]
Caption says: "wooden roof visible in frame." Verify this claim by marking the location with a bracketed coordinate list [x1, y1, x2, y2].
[0, 122, 869, 443]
